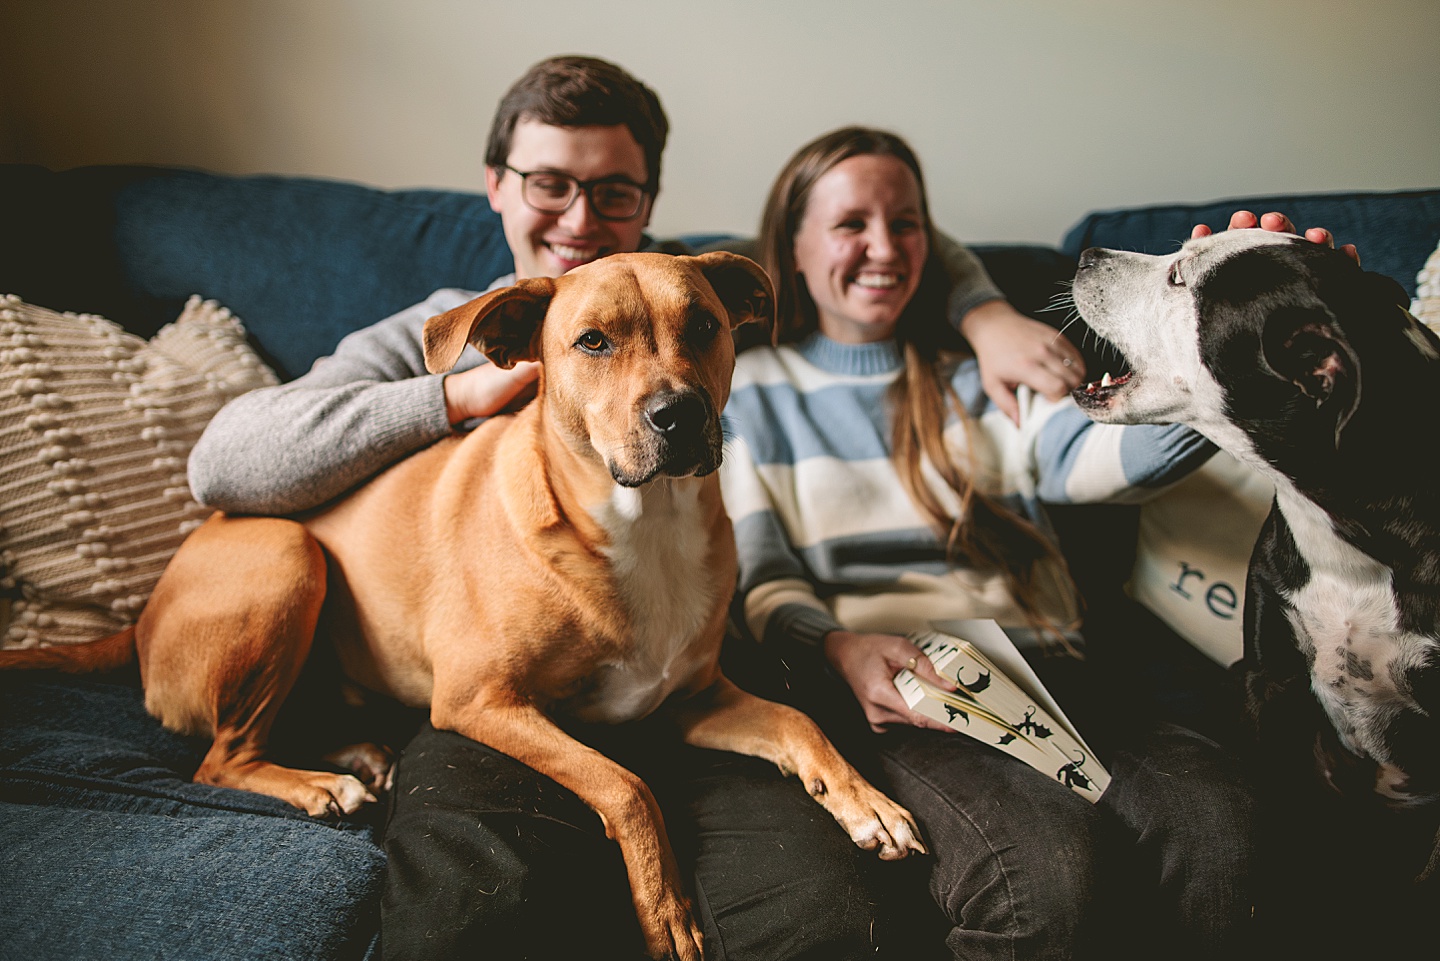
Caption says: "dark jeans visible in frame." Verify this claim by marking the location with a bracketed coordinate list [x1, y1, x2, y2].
[380, 720, 884, 961]
[854, 722, 1256, 961]
[772, 640, 1257, 961]
[1248, 763, 1440, 960]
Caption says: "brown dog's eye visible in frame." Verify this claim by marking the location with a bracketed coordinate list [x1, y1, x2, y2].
[689, 313, 719, 343]
[576, 330, 610, 353]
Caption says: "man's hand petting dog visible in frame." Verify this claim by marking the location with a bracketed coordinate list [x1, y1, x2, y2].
[0, 251, 924, 961]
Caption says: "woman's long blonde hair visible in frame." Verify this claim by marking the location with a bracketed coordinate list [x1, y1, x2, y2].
[757, 126, 1075, 639]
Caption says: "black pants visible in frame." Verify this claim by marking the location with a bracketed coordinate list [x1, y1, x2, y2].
[379, 720, 886, 961]
[1248, 768, 1440, 960]
[767, 639, 1258, 961]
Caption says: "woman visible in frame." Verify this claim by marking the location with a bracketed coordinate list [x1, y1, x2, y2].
[720, 126, 1257, 960]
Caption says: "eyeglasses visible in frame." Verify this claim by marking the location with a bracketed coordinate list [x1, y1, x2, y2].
[502, 165, 649, 221]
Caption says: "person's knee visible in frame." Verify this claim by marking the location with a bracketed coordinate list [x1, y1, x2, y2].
[1107, 723, 1256, 866]
[937, 816, 1098, 945]
[383, 810, 641, 960]
[878, 729, 1104, 955]
[381, 727, 642, 960]
[677, 754, 884, 960]
[917, 784, 1101, 956]
[700, 846, 882, 961]
[1099, 724, 1257, 956]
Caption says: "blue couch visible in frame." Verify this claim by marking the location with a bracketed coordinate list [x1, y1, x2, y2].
[2, 163, 1437, 960]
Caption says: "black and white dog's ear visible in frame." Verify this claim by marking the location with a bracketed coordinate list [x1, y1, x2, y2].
[1261, 305, 1360, 447]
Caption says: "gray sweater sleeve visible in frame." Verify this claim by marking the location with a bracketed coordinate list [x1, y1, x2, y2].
[934, 230, 1006, 327]
[188, 287, 485, 515]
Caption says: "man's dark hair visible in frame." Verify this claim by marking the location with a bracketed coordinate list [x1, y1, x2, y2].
[484, 55, 669, 193]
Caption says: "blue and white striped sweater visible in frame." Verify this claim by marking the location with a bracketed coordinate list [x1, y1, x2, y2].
[719, 332, 1216, 647]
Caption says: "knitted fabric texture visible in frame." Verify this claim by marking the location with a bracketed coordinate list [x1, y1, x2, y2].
[1, 295, 277, 648]
[1414, 238, 1440, 333]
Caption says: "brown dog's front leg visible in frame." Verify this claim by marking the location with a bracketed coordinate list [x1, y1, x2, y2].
[435, 698, 704, 961]
[673, 676, 925, 860]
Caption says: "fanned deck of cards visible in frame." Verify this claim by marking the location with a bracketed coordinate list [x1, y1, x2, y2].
[894, 619, 1110, 802]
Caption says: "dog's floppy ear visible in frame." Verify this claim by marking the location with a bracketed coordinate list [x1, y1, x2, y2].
[1261, 305, 1361, 446]
[423, 279, 556, 373]
[691, 251, 775, 331]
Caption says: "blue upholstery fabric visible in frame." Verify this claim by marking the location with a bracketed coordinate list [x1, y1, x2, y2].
[0, 165, 515, 379]
[1061, 188, 1440, 298]
[0, 673, 384, 961]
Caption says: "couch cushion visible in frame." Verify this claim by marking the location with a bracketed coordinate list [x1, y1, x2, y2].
[1, 295, 275, 648]
[1061, 188, 1440, 299]
[0, 671, 383, 961]
[0, 165, 516, 380]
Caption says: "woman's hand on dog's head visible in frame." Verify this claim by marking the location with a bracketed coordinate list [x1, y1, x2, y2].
[1190, 209, 1360, 265]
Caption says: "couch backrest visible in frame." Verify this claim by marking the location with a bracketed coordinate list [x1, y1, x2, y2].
[0, 165, 515, 380]
[9, 166, 1434, 382]
[1061, 188, 1440, 299]
[1, 164, 1086, 382]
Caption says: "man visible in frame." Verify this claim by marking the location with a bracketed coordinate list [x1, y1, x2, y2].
[190, 57, 668, 514]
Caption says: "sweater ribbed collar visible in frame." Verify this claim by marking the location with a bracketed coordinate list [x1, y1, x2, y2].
[795, 331, 903, 376]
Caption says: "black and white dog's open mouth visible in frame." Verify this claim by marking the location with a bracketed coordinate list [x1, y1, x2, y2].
[1076, 367, 1133, 399]
[1072, 343, 1135, 409]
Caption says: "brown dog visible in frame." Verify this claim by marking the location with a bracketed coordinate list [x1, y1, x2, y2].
[4, 251, 923, 960]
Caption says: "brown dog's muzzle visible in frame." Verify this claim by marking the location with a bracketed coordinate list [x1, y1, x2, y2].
[611, 388, 723, 487]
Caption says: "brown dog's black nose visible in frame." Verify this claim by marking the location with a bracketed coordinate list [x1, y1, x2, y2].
[646, 391, 708, 437]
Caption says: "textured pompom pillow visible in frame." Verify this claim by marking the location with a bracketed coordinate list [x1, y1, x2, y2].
[1413, 237, 1440, 332]
[1, 295, 277, 648]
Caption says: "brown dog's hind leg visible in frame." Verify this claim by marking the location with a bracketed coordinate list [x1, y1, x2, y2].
[138, 514, 374, 817]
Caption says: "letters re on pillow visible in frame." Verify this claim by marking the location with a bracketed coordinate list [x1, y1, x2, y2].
[1, 294, 277, 648]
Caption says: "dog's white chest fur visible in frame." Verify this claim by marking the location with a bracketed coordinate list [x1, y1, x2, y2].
[1277, 488, 1439, 795]
[571, 479, 719, 723]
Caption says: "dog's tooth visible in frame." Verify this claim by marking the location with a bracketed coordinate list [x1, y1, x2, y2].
[1101, 372, 1113, 388]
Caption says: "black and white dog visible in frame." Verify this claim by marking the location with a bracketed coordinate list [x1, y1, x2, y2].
[1069, 229, 1440, 856]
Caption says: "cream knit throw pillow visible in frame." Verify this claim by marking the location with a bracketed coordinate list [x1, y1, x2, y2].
[1, 295, 277, 648]
[1413, 237, 1440, 333]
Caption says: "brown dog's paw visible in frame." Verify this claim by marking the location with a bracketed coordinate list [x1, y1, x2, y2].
[640, 893, 704, 961]
[284, 772, 377, 818]
[194, 757, 379, 817]
[324, 742, 396, 794]
[822, 781, 926, 860]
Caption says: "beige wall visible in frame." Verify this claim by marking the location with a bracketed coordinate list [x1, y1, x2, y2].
[3, 0, 1438, 244]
